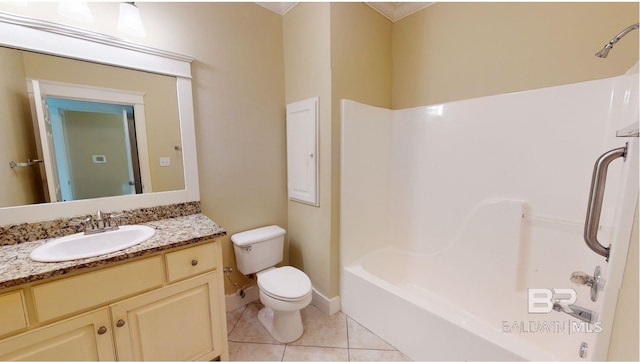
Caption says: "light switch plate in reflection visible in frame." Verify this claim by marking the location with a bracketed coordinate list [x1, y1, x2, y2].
[159, 157, 170, 167]
[92, 155, 107, 164]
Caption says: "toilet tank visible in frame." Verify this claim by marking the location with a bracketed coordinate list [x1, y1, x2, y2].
[231, 225, 286, 275]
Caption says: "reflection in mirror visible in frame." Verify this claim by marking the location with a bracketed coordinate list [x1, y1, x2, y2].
[1, 47, 185, 208]
[40, 97, 142, 201]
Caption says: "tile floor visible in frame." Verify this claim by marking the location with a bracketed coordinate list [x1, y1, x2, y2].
[226, 301, 411, 361]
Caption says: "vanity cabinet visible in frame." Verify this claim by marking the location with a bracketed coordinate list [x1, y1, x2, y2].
[0, 241, 227, 361]
[0, 308, 115, 361]
[112, 272, 221, 360]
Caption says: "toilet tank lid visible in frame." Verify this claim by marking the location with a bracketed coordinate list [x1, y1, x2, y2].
[231, 225, 286, 246]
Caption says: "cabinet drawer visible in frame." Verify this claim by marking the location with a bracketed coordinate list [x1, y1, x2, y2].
[0, 291, 28, 337]
[32, 256, 163, 323]
[165, 242, 217, 283]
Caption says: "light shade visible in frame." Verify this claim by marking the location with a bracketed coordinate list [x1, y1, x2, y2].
[57, 2, 94, 23]
[117, 2, 146, 37]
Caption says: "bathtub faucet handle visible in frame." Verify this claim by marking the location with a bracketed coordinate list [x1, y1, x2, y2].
[569, 266, 603, 302]
[552, 300, 573, 314]
[570, 271, 592, 285]
[552, 301, 596, 324]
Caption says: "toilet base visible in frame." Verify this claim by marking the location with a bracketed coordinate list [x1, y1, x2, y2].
[258, 306, 304, 343]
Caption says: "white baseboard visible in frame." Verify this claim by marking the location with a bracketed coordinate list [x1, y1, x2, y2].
[225, 284, 259, 312]
[225, 285, 341, 316]
[311, 287, 341, 316]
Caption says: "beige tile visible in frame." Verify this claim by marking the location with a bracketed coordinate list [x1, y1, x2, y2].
[347, 317, 395, 351]
[225, 301, 408, 361]
[283, 345, 349, 361]
[228, 341, 285, 361]
[349, 349, 412, 361]
[289, 304, 348, 348]
[228, 301, 281, 344]
[226, 305, 246, 336]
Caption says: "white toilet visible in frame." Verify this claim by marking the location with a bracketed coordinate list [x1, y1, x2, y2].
[231, 225, 312, 343]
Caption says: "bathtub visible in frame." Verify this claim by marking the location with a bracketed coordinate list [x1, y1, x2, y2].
[339, 68, 638, 361]
[341, 200, 600, 361]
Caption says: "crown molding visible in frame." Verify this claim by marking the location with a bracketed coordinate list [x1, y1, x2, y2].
[0, 11, 193, 64]
[255, 2, 433, 21]
[255, 2, 298, 16]
[366, 2, 434, 22]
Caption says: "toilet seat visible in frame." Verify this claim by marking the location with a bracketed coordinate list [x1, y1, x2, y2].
[258, 266, 312, 302]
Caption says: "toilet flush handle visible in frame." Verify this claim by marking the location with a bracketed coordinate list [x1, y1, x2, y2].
[242, 246, 252, 252]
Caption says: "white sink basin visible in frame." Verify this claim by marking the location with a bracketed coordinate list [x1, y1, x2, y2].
[30, 225, 155, 262]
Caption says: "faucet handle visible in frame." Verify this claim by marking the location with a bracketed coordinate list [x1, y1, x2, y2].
[570, 266, 603, 302]
[108, 213, 124, 229]
[570, 271, 593, 286]
[552, 300, 573, 313]
[70, 216, 93, 231]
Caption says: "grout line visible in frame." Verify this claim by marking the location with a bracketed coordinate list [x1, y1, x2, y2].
[280, 344, 286, 361]
[286, 345, 350, 350]
[228, 340, 285, 346]
[348, 346, 399, 351]
[345, 314, 351, 361]
[227, 306, 246, 337]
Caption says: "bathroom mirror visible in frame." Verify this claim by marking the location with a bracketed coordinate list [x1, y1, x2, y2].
[2, 48, 185, 206]
[0, 12, 199, 224]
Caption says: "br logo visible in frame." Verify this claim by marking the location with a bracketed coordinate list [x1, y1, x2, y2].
[528, 288, 577, 313]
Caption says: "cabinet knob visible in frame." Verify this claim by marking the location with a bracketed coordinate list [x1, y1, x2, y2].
[97, 326, 107, 335]
[191, 259, 198, 266]
[116, 319, 126, 327]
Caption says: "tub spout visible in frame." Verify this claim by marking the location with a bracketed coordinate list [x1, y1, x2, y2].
[552, 301, 596, 324]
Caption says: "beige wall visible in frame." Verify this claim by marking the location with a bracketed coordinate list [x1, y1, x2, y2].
[64, 111, 130, 200]
[283, 2, 333, 297]
[0, 2, 287, 295]
[140, 3, 288, 295]
[392, 2, 640, 108]
[283, 2, 391, 298]
[0, 47, 42, 207]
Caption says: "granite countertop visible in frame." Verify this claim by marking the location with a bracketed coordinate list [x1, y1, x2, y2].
[0, 213, 226, 290]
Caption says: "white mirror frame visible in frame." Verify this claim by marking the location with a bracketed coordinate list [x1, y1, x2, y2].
[0, 12, 199, 224]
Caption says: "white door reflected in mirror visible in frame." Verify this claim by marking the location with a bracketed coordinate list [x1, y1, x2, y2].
[29, 79, 152, 202]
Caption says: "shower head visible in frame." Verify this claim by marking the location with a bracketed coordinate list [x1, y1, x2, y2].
[595, 23, 639, 58]
[595, 44, 612, 58]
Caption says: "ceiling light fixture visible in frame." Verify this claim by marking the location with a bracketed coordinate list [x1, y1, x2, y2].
[117, 2, 146, 37]
[57, 2, 94, 23]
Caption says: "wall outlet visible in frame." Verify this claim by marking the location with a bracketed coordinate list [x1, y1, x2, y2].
[159, 157, 171, 167]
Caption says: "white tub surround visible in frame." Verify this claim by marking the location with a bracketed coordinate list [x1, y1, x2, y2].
[340, 66, 638, 361]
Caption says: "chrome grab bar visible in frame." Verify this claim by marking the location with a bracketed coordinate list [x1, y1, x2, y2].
[584, 145, 627, 261]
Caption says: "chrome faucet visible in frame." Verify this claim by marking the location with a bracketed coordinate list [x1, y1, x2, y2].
[84, 210, 120, 234]
[94, 210, 105, 230]
[552, 301, 596, 324]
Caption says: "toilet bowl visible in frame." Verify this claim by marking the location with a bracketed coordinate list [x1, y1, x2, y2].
[231, 226, 313, 343]
[257, 266, 312, 342]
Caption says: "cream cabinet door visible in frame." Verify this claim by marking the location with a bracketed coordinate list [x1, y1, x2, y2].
[0, 308, 115, 361]
[110, 272, 223, 361]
